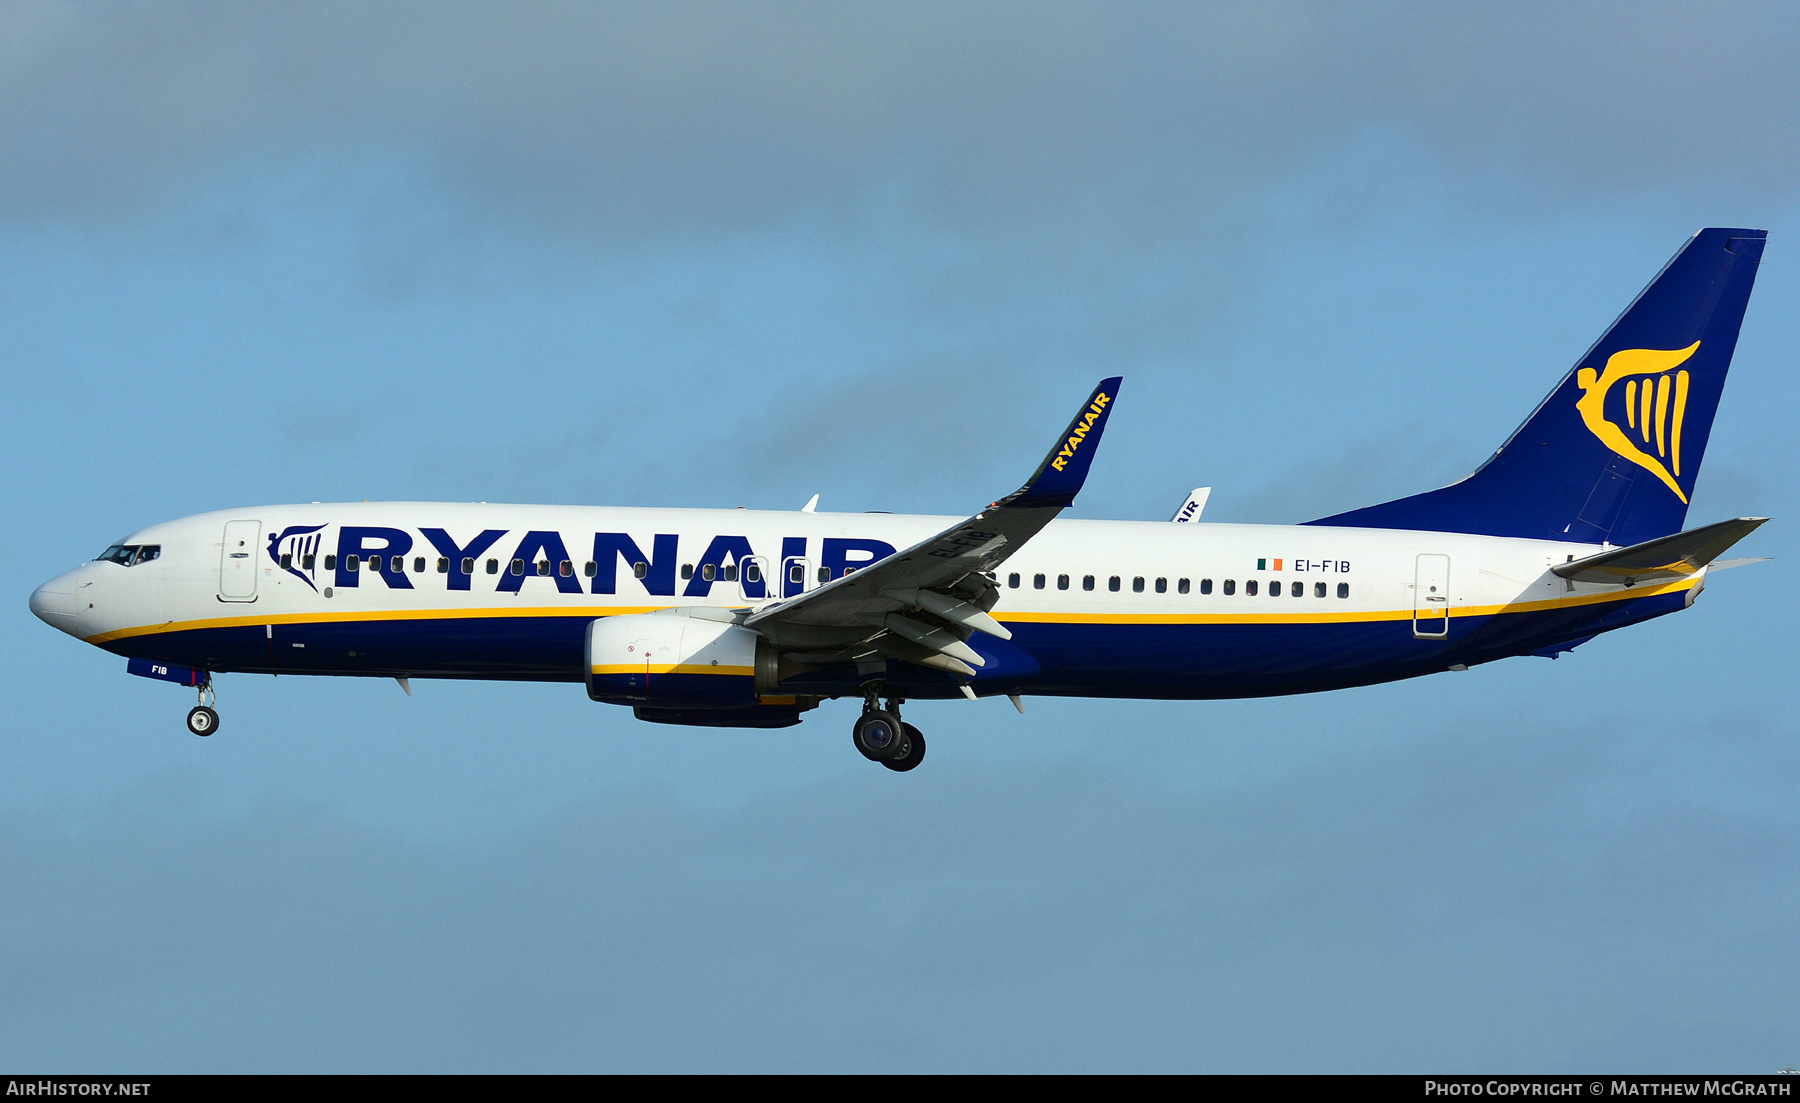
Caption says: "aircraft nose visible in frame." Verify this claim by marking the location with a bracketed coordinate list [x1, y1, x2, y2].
[30, 572, 84, 635]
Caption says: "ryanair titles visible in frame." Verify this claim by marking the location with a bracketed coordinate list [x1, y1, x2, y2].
[1049, 391, 1112, 473]
[267, 525, 897, 600]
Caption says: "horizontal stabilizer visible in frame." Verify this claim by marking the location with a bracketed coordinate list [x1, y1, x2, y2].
[1552, 516, 1768, 584]
[1707, 557, 1770, 571]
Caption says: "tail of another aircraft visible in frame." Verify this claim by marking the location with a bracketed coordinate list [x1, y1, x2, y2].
[1307, 228, 1766, 545]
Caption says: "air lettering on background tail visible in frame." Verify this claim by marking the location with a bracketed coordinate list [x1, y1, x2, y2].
[1574, 342, 1699, 504]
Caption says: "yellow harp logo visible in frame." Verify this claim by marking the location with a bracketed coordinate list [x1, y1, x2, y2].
[1574, 342, 1699, 504]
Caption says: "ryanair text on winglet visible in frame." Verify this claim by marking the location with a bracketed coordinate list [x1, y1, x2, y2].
[1050, 392, 1111, 473]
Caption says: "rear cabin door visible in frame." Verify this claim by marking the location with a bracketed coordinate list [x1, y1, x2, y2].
[219, 520, 262, 602]
[1413, 553, 1450, 639]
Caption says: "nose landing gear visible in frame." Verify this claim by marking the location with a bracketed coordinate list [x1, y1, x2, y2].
[185, 675, 219, 737]
[852, 686, 926, 772]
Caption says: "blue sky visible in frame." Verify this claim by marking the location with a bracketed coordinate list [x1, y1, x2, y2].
[2, 2, 1797, 1071]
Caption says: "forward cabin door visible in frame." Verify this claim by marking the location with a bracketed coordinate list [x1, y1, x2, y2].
[1413, 553, 1450, 638]
[219, 520, 262, 602]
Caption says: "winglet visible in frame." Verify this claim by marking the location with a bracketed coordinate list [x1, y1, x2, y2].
[998, 377, 1123, 509]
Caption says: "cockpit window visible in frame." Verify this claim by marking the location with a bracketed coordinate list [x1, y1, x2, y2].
[99, 544, 159, 566]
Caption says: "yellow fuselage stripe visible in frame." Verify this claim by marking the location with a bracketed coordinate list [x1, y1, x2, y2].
[590, 664, 756, 677]
[86, 576, 1695, 646]
[87, 605, 675, 645]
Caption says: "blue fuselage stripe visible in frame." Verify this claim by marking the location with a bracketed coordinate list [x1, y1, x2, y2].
[101, 590, 1689, 700]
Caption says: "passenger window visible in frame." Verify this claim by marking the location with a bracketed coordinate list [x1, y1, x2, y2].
[1008, 573, 1020, 588]
[1337, 582, 1350, 599]
[682, 564, 695, 580]
[1245, 579, 1257, 596]
[280, 553, 292, 570]
[1178, 578, 1190, 594]
[415, 557, 427, 574]
[702, 563, 716, 581]
[346, 554, 361, 572]
[559, 560, 573, 577]
[393, 557, 405, 574]
[461, 557, 474, 574]
[1108, 576, 1121, 592]
[438, 558, 450, 574]
[486, 558, 498, 575]
[1034, 573, 1046, 590]
[1315, 582, 1327, 598]
[1132, 577, 1144, 593]
[1270, 581, 1280, 598]
[788, 563, 804, 585]
[1058, 574, 1069, 590]
[818, 566, 830, 584]
[1083, 575, 1095, 591]
[325, 554, 337, 571]
[1155, 577, 1167, 594]
[746, 562, 761, 583]
[511, 559, 524, 576]
[1199, 578, 1211, 595]
[1291, 581, 1303, 597]
[535, 560, 549, 576]
[303, 554, 316, 571]
[367, 555, 382, 572]
[723, 563, 737, 582]
[1222, 579, 1233, 595]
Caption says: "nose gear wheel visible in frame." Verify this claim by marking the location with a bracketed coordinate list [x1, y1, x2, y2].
[185, 674, 219, 736]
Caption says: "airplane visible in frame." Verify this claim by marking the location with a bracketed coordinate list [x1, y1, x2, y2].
[29, 227, 1771, 772]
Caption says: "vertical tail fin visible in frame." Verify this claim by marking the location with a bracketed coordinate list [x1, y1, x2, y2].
[1307, 228, 1765, 544]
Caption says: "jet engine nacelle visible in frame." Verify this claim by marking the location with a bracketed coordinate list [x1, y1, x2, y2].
[586, 610, 781, 708]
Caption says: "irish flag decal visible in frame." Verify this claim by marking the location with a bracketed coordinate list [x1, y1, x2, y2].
[1256, 558, 1284, 571]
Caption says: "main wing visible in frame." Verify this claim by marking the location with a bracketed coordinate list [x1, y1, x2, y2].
[745, 377, 1122, 677]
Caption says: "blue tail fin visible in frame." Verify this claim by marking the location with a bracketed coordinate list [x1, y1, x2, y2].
[1307, 228, 1766, 545]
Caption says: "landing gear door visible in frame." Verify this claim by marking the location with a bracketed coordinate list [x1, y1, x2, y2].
[1413, 553, 1450, 639]
[219, 520, 262, 602]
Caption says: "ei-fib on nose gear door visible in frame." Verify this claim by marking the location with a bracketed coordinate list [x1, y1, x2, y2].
[219, 520, 262, 602]
[1413, 553, 1450, 639]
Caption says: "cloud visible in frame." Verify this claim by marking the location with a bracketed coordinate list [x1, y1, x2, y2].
[4, 2, 1796, 237]
[3, 711, 1795, 1072]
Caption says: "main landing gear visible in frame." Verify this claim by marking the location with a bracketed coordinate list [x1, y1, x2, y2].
[185, 675, 219, 737]
[852, 686, 925, 772]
